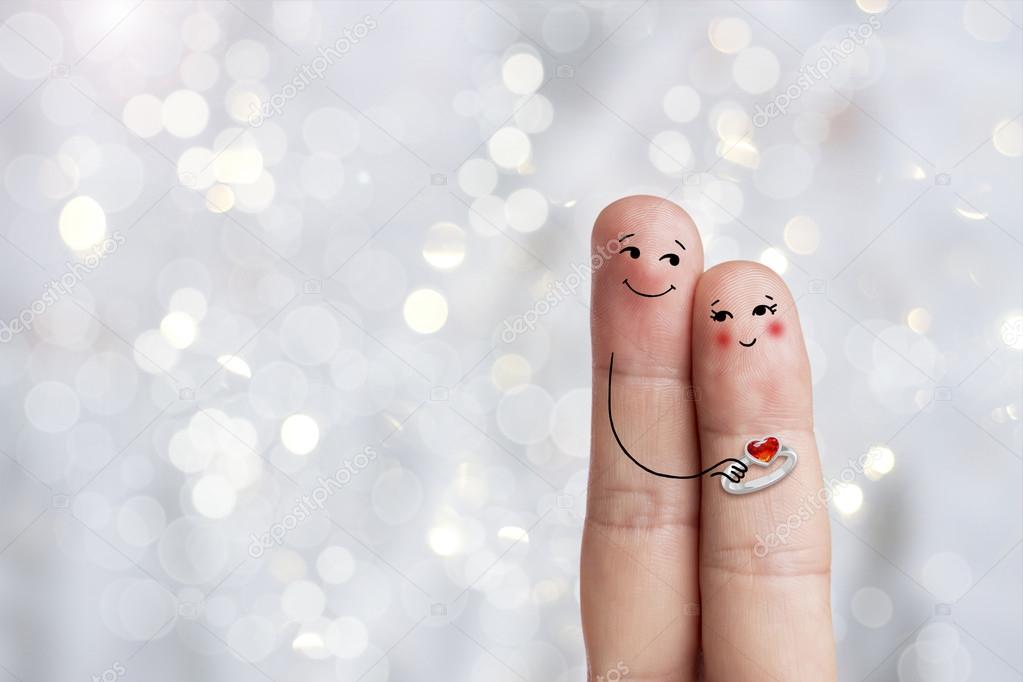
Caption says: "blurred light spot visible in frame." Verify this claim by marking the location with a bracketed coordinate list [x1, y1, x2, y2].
[205, 184, 235, 213]
[993, 118, 1022, 157]
[514, 93, 554, 133]
[457, 158, 498, 197]
[759, 247, 788, 274]
[182, 12, 221, 51]
[123, 94, 164, 138]
[663, 85, 701, 123]
[292, 632, 326, 656]
[169, 287, 208, 320]
[505, 188, 549, 232]
[160, 311, 198, 349]
[281, 414, 320, 455]
[192, 474, 236, 518]
[403, 289, 448, 334]
[326, 617, 368, 658]
[217, 354, 252, 378]
[708, 16, 752, 54]
[213, 146, 264, 184]
[316, 546, 355, 584]
[162, 90, 209, 138]
[906, 307, 931, 334]
[863, 445, 895, 480]
[856, 0, 889, 12]
[649, 131, 693, 174]
[833, 482, 863, 514]
[783, 215, 820, 255]
[716, 136, 760, 168]
[488, 127, 531, 169]
[282, 580, 326, 622]
[423, 221, 466, 270]
[491, 354, 532, 391]
[851, 586, 892, 627]
[59, 195, 106, 250]
[498, 526, 529, 543]
[501, 52, 544, 94]
[733, 46, 779, 94]
[428, 526, 463, 556]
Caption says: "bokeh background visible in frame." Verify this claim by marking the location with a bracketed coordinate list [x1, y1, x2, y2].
[1, 0, 1021, 680]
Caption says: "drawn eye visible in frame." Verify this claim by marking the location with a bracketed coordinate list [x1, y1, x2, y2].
[621, 246, 640, 259]
[752, 304, 777, 316]
[710, 310, 733, 322]
[659, 253, 680, 266]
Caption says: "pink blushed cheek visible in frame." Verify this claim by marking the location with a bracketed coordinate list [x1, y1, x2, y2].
[715, 330, 730, 348]
[768, 321, 783, 337]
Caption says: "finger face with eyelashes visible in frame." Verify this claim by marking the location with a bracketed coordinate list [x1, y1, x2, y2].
[692, 261, 835, 680]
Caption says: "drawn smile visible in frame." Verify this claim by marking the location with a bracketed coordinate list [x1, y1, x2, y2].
[623, 279, 676, 298]
[739, 338, 757, 347]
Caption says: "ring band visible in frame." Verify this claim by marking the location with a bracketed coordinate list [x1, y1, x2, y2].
[721, 437, 798, 495]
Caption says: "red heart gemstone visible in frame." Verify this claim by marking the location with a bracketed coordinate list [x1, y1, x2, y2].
[747, 437, 780, 463]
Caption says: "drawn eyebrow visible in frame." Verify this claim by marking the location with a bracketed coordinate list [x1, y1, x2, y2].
[764, 295, 774, 300]
[674, 240, 686, 250]
[711, 299, 720, 306]
[618, 233, 635, 242]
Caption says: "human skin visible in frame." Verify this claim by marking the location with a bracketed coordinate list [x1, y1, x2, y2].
[581, 195, 836, 681]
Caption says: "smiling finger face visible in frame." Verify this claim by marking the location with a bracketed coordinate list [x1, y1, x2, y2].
[691, 260, 812, 430]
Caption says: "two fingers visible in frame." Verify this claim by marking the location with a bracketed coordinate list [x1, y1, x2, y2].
[581, 196, 836, 681]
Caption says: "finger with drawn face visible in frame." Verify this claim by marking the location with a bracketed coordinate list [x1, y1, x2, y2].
[691, 261, 836, 681]
[582, 196, 704, 679]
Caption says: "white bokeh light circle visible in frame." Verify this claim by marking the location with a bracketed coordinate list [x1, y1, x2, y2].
[488, 127, 531, 169]
[282, 580, 326, 622]
[117, 496, 166, 547]
[497, 384, 554, 444]
[733, 46, 780, 94]
[24, 381, 80, 433]
[423, 221, 467, 270]
[316, 546, 355, 584]
[458, 158, 499, 197]
[663, 85, 701, 123]
[505, 188, 549, 233]
[850, 586, 892, 628]
[502, 52, 544, 94]
[514, 93, 554, 133]
[162, 90, 209, 138]
[550, 388, 590, 458]
[649, 131, 694, 175]
[403, 289, 449, 334]
[0, 12, 63, 80]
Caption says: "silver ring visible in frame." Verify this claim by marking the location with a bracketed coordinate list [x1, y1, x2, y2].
[720, 436, 798, 495]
